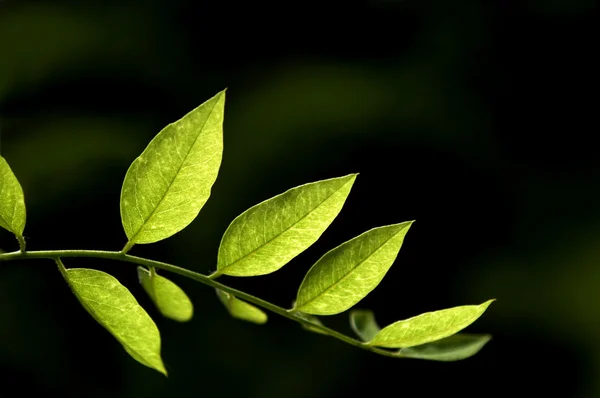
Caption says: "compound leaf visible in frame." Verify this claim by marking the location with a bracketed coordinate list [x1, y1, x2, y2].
[366, 300, 494, 348]
[59, 265, 166, 375]
[137, 267, 193, 322]
[121, 90, 225, 248]
[216, 174, 357, 277]
[294, 222, 413, 315]
[349, 309, 380, 342]
[216, 289, 268, 325]
[0, 156, 26, 240]
[395, 333, 492, 361]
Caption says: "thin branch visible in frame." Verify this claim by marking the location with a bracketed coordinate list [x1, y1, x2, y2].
[0, 249, 399, 358]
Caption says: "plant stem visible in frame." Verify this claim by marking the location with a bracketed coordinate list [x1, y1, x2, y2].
[122, 241, 134, 254]
[208, 269, 222, 279]
[17, 235, 26, 252]
[0, 249, 400, 358]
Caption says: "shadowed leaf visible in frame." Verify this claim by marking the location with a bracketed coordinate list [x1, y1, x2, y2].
[291, 306, 327, 335]
[137, 267, 193, 322]
[350, 309, 381, 342]
[395, 333, 492, 361]
[216, 289, 268, 325]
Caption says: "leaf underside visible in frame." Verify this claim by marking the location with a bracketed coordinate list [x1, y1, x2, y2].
[138, 267, 193, 322]
[120, 90, 225, 246]
[396, 333, 492, 361]
[349, 309, 381, 342]
[367, 300, 495, 348]
[0, 156, 26, 238]
[61, 267, 167, 375]
[295, 222, 413, 315]
[291, 310, 328, 335]
[216, 289, 268, 324]
[350, 308, 491, 361]
[217, 174, 357, 277]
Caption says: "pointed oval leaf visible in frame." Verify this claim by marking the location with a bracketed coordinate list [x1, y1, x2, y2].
[60, 267, 166, 375]
[216, 174, 357, 277]
[366, 300, 495, 348]
[216, 289, 268, 324]
[120, 90, 225, 246]
[395, 333, 492, 361]
[294, 221, 413, 315]
[350, 309, 381, 342]
[0, 156, 26, 238]
[137, 267, 193, 322]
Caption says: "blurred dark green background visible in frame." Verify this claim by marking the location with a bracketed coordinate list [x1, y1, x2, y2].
[1, 1, 598, 397]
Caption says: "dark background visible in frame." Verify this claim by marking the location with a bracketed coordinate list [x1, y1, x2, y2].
[1, 1, 598, 397]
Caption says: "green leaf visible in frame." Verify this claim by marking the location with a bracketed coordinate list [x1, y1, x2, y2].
[0, 156, 26, 240]
[120, 90, 225, 248]
[349, 309, 492, 360]
[59, 264, 166, 375]
[290, 306, 327, 335]
[349, 309, 381, 342]
[395, 333, 492, 361]
[294, 222, 413, 315]
[216, 174, 357, 277]
[137, 267, 193, 322]
[216, 289, 268, 325]
[366, 299, 495, 348]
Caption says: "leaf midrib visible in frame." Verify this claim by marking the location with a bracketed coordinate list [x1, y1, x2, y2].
[296, 225, 407, 311]
[218, 177, 354, 273]
[127, 96, 221, 244]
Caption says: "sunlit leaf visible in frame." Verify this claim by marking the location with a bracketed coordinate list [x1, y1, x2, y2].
[120, 90, 225, 248]
[294, 222, 413, 315]
[0, 156, 26, 240]
[216, 289, 268, 325]
[59, 264, 166, 375]
[349, 309, 381, 342]
[366, 300, 494, 348]
[395, 333, 492, 361]
[137, 267, 193, 322]
[216, 174, 357, 277]
[350, 308, 491, 360]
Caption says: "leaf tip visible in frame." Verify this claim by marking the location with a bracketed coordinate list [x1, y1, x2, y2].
[342, 173, 359, 187]
[482, 298, 496, 308]
[158, 364, 168, 377]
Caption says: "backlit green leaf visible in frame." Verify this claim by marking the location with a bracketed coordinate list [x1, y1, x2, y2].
[366, 300, 494, 348]
[216, 174, 357, 277]
[350, 308, 492, 360]
[59, 265, 166, 375]
[395, 333, 492, 361]
[349, 309, 381, 342]
[294, 222, 413, 315]
[137, 267, 193, 322]
[216, 289, 268, 324]
[0, 156, 26, 239]
[120, 90, 225, 248]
